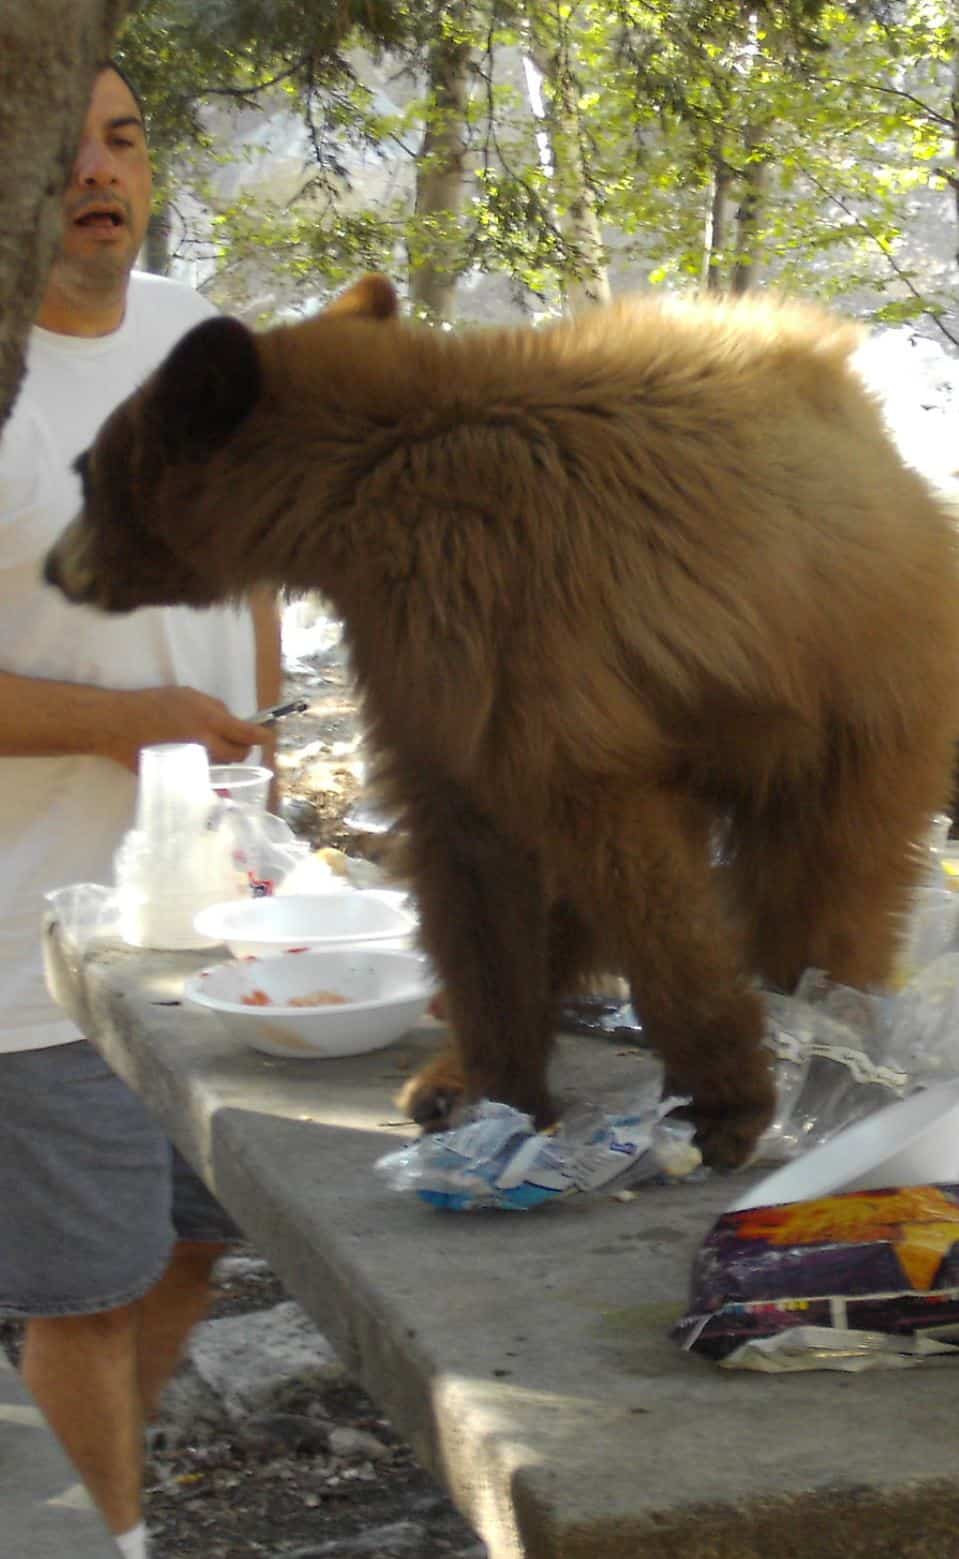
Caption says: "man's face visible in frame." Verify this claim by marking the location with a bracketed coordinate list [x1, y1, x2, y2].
[53, 67, 152, 291]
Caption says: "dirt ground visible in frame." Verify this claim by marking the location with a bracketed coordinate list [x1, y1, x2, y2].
[145, 1252, 484, 1559]
[270, 628, 367, 854]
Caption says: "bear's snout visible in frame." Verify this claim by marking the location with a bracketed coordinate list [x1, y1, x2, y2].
[44, 522, 110, 608]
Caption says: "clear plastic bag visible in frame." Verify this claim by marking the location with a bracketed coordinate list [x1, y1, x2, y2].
[42, 881, 121, 1023]
[877, 952, 959, 1082]
[48, 805, 311, 961]
[754, 985, 908, 1165]
[214, 801, 310, 896]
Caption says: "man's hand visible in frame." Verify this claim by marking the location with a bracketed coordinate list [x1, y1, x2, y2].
[102, 685, 266, 772]
[0, 671, 266, 770]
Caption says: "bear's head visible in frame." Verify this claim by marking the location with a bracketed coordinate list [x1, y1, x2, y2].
[44, 274, 399, 613]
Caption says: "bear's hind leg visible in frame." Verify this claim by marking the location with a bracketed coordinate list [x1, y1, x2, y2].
[728, 733, 956, 994]
[561, 784, 775, 1169]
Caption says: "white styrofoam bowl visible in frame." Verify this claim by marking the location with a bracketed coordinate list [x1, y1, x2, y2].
[728, 1080, 959, 1211]
[183, 947, 437, 1058]
[193, 889, 417, 958]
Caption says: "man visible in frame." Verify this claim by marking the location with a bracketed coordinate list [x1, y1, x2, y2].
[0, 62, 281, 1559]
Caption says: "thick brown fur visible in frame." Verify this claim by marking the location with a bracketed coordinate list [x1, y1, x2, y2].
[46, 276, 959, 1167]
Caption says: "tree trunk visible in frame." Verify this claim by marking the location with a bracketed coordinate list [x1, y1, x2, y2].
[144, 204, 171, 276]
[408, 7, 470, 324]
[702, 158, 733, 291]
[525, 9, 610, 315]
[0, 0, 130, 433]
[951, 49, 959, 273]
[731, 124, 768, 294]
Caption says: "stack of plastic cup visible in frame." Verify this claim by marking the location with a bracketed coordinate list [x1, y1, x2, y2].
[117, 743, 242, 949]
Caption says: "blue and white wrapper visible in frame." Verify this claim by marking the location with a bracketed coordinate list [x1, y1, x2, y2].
[376, 1089, 701, 1211]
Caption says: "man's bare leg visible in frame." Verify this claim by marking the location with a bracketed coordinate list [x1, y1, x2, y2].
[22, 1305, 143, 1535]
[136, 1240, 226, 1420]
[21, 1239, 228, 1535]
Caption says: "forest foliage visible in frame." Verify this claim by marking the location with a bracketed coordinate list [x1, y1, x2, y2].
[115, 0, 959, 336]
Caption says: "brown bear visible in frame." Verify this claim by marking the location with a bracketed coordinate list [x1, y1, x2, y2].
[44, 275, 959, 1168]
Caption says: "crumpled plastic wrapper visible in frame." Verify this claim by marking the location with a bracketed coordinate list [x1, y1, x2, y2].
[716, 1324, 959, 1373]
[376, 1086, 702, 1211]
[673, 1183, 959, 1370]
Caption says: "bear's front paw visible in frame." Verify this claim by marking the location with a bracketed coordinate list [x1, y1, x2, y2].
[692, 1111, 766, 1170]
[688, 1084, 775, 1169]
[397, 1053, 465, 1133]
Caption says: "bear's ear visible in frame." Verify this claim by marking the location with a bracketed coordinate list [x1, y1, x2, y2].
[151, 316, 262, 459]
[323, 274, 398, 320]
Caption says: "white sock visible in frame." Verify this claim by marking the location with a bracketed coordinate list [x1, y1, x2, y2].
[114, 1521, 148, 1559]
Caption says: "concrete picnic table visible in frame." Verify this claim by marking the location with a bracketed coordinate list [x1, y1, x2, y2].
[47, 924, 959, 1559]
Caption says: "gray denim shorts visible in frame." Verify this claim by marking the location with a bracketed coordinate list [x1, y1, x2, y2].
[0, 1039, 241, 1318]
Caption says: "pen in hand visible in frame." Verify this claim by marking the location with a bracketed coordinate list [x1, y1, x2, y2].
[246, 698, 310, 726]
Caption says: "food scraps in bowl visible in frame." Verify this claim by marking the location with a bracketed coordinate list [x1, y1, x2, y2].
[241, 986, 348, 1008]
[183, 947, 437, 1058]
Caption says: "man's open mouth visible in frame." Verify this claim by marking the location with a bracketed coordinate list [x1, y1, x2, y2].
[75, 209, 125, 229]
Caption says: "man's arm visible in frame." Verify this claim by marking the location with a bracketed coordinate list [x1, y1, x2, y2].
[0, 671, 265, 772]
[250, 588, 283, 712]
[248, 587, 284, 808]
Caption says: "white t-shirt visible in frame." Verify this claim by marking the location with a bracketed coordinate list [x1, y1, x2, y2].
[0, 273, 257, 1051]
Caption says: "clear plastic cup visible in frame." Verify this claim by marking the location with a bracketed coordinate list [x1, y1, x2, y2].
[136, 742, 213, 840]
[209, 764, 272, 811]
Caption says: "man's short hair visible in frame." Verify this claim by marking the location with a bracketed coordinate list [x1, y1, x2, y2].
[98, 58, 147, 127]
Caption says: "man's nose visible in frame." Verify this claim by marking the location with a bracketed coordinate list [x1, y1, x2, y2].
[73, 137, 117, 187]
